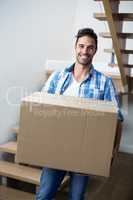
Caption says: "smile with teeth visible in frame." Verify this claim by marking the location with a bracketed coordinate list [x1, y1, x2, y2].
[80, 55, 89, 59]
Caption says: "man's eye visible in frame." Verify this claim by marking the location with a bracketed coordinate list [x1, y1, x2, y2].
[90, 46, 95, 50]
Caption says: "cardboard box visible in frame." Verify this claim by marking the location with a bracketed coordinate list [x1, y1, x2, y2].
[16, 92, 117, 177]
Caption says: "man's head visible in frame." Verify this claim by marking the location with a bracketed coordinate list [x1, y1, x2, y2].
[75, 28, 97, 66]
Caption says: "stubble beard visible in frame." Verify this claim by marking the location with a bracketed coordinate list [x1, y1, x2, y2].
[76, 55, 92, 67]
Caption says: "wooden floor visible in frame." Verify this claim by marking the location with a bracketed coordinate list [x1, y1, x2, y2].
[56, 152, 133, 200]
[0, 186, 35, 200]
[0, 152, 133, 200]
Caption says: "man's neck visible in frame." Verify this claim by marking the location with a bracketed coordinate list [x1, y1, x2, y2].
[73, 63, 91, 82]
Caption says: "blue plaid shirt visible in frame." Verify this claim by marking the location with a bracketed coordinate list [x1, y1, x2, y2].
[42, 63, 123, 121]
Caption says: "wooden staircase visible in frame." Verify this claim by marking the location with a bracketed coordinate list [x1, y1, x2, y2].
[0, 141, 17, 154]
[0, 128, 41, 195]
[0, 160, 41, 185]
[0, 128, 41, 183]
[94, 0, 133, 93]
[0, 127, 69, 198]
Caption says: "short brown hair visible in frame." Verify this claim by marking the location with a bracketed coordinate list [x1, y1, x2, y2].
[75, 28, 97, 50]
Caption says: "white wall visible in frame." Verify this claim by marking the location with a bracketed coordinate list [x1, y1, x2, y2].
[0, 0, 133, 154]
[0, 0, 77, 145]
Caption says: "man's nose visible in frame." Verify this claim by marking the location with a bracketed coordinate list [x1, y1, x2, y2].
[82, 47, 88, 54]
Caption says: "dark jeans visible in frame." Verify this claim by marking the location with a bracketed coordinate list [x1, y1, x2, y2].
[36, 167, 90, 200]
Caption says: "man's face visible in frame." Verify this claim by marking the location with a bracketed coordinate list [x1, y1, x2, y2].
[75, 36, 97, 66]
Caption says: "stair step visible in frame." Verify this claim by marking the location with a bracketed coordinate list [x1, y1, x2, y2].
[104, 48, 133, 54]
[94, 13, 106, 20]
[10, 127, 19, 135]
[0, 185, 35, 200]
[121, 49, 133, 54]
[46, 69, 54, 78]
[108, 63, 133, 68]
[94, 13, 133, 21]
[0, 160, 70, 187]
[99, 32, 133, 39]
[103, 72, 121, 79]
[0, 141, 17, 154]
[0, 160, 41, 185]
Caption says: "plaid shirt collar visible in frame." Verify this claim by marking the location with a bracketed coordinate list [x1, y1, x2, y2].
[65, 63, 94, 81]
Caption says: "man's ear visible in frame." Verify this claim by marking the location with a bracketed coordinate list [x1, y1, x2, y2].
[94, 48, 97, 54]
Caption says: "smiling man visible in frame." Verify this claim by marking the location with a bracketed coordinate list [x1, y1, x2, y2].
[36, 28, 123, 200]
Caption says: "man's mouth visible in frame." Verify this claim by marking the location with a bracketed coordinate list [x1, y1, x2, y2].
[81, 55, 88, 58]
[80, 55, 89, 59]
[77, 54, 92, 64]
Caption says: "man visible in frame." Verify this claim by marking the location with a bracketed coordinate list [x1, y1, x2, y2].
[36, 28, 123, 200]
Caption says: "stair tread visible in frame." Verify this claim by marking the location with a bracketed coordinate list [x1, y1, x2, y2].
[94, 13, 106, 20]
[94, 13, 133, 21]
[0, 160, 41, 185]
[0, 141, 17, 154]
[109, 63, 133, 68]
[121, 49, 133, 54]
[103, 72, 122, 79]
[104, 48, 133, 54]
[46, 69, 54, 76]
[99, 32, 133, 39]
[0, 160, 70, 187]
[0, 185, 35, 200]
